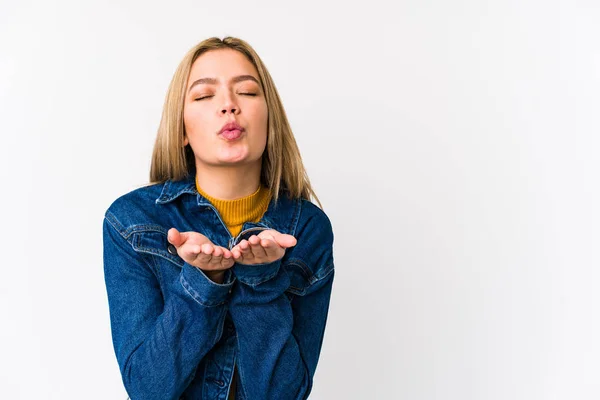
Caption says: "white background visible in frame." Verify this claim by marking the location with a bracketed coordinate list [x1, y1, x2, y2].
[1, 0, 598, 399]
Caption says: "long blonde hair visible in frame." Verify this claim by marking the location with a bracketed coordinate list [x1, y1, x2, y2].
[148, 36, 322, 209]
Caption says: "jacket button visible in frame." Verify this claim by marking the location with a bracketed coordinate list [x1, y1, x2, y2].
[167, 244, 177, 255]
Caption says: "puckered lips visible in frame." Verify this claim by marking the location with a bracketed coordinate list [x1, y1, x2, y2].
[219, 121, 245, 141]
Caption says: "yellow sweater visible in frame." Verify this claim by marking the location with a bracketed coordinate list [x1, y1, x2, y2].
[195, 175, 272, 399]
[195, 176, 272, 238]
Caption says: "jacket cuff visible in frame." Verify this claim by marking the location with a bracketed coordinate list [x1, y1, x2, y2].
[179, 262, 235, 306]
[232, 258, 282, 286]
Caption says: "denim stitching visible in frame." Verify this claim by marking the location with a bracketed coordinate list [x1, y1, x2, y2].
[234, 334, 249, 400]
[312, 263, 334, 286]
[288, 198, 301, 236]
[284, 258, 312, 279]
[155, 180, 197, 204]
[122, 224, 168, 238]
[134, 244, 184, 268]
[104, 213, 126, 239]
[179, 275, 226, 307]
[130, 230, 185, 268]
[238, 268, 279, 287]
[146, 246, 164, 285]
[282, 259, 334, 295]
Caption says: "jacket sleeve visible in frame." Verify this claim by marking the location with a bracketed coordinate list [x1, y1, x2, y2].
[228, 211, 335, 400]
[102, 214, 235, 400]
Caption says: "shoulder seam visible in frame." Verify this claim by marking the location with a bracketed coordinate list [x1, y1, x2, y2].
[104, 210, 128, 240]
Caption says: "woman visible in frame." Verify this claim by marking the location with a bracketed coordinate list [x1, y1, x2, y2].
[102, 36, 335, 400]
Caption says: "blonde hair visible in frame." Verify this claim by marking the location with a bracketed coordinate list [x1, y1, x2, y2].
[148, 36, 322, 209]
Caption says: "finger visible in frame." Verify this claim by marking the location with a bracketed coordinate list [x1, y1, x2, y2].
[258, 230, 296, 248]
[239, 239, 254, 259]
[191, 243, 212, 264]
[212, 246, 223, 258]
[222, 258, 235, 268]
[167, 228, 184, 246]
[231, 242, 250, 261]
[208, 246, 235, 270]
[216, 246, 234, 260]
[260, 237, 278, 252]
[183, 243, 202, 259]
[199, 254, 223, 271]
[212, 246, 234, 260]
[257, 230, 282, 251]
[201, 243, 214, 255]
[168, 228, 203, 249]
[272, 233, 297, 248]
[260, 237, 284, 260]
[257, 229, 277, 241]
[232, 246, 244, 261]
[248, 235, 268, 259]
[222, 248, 232, 259]
[208, 246, 228, 267]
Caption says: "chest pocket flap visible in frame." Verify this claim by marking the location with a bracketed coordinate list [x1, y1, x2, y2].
[131, 228, 184, 268]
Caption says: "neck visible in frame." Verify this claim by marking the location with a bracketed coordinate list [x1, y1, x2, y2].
[195, 160, 262, 200]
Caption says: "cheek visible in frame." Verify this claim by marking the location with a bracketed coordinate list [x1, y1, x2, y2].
[183, 107, 197, 130]
[256, 105, 269, 147]
[184, 107, 210, 138]
[255, 102, 269, 131]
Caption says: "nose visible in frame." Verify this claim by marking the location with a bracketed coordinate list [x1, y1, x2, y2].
[220, 91, 239, 115]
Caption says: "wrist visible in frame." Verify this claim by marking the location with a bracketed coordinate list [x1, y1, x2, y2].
[203, 269, 226, 284]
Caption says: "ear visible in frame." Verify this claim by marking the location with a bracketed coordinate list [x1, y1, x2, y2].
[183, 136, 188, 146]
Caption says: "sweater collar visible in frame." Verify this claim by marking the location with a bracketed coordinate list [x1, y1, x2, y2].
[154, 174, 301, 236]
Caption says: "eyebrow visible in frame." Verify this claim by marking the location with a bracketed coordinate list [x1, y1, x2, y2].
[187, 75, 260, 94]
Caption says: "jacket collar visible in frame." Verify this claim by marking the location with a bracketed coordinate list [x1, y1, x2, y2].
[154, 174, 301, 236]
[155, 174, 198, 205]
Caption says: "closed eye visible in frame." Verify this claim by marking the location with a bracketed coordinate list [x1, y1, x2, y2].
[194, 93, 256, 101]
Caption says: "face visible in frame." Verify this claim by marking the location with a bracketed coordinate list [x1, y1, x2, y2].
[183, 48, 268, 169]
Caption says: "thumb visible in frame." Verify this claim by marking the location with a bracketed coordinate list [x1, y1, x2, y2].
[273, 233, 297, 248]
[167, 228, 185, 247]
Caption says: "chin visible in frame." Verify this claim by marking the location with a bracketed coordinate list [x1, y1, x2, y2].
[219, 159, 247, 165]
[216, 154, 250, 164]
[217, 149, 263, 165]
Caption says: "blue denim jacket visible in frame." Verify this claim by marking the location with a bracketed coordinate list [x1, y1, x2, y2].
[102, 174, 335, 400]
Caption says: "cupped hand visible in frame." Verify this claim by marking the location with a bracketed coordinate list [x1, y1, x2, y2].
[167, 228, 234, 275]
[230, 229, 297, 265]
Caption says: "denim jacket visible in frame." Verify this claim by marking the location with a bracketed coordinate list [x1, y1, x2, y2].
[102, 174, 335, 400]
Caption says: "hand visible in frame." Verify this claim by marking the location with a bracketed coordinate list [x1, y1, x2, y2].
[167, 228, 234, 282]
[230, 229, 297, 265]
